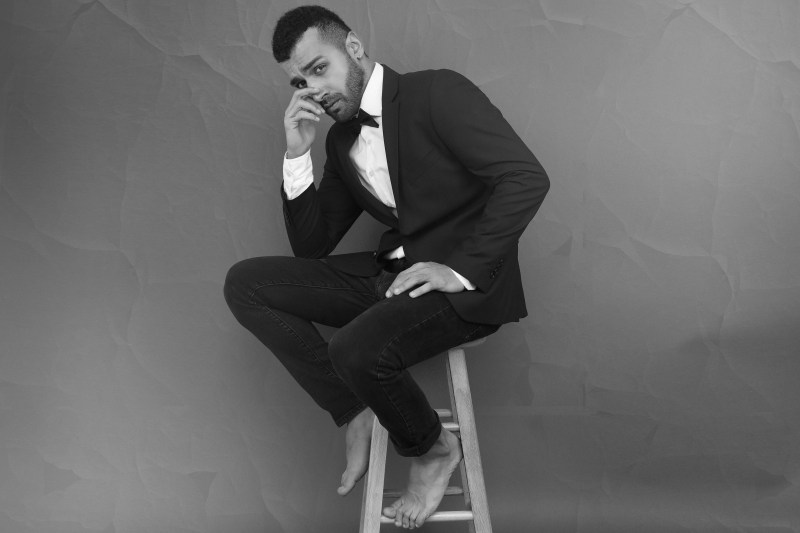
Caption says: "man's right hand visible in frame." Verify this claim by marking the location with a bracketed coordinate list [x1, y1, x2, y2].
[284, 87, 325, 159]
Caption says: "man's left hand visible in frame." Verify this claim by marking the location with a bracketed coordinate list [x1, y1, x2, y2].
[385, 262, 465, 299]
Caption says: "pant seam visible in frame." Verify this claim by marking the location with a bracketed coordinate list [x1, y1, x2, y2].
[247, 280, 374, 304]
[256, 301, 341, 380]
[245, 281, 373, 377]
[374, 304, 454, 455]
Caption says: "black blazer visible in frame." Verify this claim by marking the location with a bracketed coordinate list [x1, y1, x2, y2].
[282, 66, 549, 325]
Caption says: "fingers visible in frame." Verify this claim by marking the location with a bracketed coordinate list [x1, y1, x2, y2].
[408, 282, 433, 299]
[385, 263, 430, 298]
[285, 96, 323, 124]
[288, 110, 320, 125]
[385, 262, 463, 298]
[285, 88, 324, 123]
[284, 88, 324, 157]
[289, 87, 323, 108]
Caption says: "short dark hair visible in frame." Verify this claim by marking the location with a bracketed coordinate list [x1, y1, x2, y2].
[272, 5, 351, 63]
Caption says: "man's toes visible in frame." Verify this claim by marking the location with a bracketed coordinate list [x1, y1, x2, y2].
[412, 506, 430, 529]
[393, 506, 404, 528]
[400, 510, 410, 529]
[382, 499, 401, 518]
[410, 509, 424, 528]
[392, 502, 408, 528]
[337, 471, 355, 495]
[401, 505, 418, 529]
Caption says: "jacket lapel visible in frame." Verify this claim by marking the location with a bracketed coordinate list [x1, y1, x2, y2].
[381, 66, 401, 213]
[332, 124, 398, 228]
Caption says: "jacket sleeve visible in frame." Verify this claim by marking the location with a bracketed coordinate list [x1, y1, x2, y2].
[281, 130, 363, 259]
[431, 70, 550, 291]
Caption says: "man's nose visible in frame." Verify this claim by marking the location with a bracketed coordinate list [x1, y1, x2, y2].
[306, 84, 326, 101]
[310, 91, 326, 102]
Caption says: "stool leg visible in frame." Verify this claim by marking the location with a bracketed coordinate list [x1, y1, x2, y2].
[359, 414, 389, 533]
[447, 347, 493, 533]
[446, 349, 474, 531]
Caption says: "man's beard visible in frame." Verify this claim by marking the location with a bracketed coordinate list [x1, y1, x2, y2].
[323, 56, 365, 122]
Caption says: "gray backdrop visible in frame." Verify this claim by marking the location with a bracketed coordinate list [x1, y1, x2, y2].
[1, 0, 799, 531]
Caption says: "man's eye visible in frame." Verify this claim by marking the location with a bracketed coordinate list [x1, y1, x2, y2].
[314, 64, 326, 74]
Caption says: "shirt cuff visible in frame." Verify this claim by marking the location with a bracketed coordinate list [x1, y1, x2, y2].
[283, 150, 314, 200]
[450, 268, 476, 291]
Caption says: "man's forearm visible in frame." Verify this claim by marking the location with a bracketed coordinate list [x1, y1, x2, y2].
[282, 155, 363, 259]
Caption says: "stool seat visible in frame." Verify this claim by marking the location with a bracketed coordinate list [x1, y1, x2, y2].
[459, 338, 486, 349]
[358, 341, 493, 532]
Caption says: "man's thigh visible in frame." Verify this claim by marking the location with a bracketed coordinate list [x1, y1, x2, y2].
[329, 290, 498, 372]
[224, 256, 384, 328]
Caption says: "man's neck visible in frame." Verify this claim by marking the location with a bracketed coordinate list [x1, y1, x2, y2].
[361, 59, 376, 85]
[356, 58, 376, 105]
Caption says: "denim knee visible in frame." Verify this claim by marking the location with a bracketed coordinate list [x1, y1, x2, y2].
[328, 328, 375, 385]
[223, 259, 251, 310]
[224, 256, 289, 311]
[329, 326, 406, 390]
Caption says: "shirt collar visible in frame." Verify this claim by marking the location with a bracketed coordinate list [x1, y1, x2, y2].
[359, 63, 383, 118]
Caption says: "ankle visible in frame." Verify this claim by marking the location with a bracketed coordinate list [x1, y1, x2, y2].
[348, 407, 373, 428]
[424, 429, 457, 458]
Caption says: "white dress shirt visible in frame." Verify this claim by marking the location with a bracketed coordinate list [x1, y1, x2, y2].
[283, 63, 474, 290]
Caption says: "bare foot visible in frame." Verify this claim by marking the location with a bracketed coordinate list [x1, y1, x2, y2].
[382, 428, 463, 529]
[337, 407, 374, 496]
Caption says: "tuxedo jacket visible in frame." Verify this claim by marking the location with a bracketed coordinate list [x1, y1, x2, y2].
[282, 66, 549, 325]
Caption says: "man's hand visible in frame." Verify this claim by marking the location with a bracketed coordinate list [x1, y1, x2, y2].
[385, 262, 466, 299]
[284, 87, 324, 159]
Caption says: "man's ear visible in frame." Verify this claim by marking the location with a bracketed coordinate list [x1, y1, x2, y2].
[345, 31, 364, 60]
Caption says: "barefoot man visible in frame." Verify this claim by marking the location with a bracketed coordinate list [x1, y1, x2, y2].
[224, 5, 549, 528]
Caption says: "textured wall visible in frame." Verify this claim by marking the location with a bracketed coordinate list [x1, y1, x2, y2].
[1, 1, 799, 531]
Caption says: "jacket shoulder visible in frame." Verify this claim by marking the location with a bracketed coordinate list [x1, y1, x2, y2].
[399, 68, 470, 86]
[397, 69, 476, 108]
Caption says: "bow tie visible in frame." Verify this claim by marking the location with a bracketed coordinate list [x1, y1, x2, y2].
[345, 109, 379, 133]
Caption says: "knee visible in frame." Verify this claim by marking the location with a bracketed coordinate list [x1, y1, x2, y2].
[224, 255, 303, 313]
[329, 328, 401, 386]
[328, 329, 370, 383]
[223, 257, 274, 311]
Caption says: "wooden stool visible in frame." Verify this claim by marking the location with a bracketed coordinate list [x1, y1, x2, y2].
[359, 339, 492, 532]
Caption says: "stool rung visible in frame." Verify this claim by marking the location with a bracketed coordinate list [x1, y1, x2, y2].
[380, 510, 474, 523]
[435, 408, 452, 418]
[383, 486, 464, 498]
[442, 421, 459, 432]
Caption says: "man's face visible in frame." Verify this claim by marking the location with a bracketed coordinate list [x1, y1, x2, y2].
[280, 28, 365, 123]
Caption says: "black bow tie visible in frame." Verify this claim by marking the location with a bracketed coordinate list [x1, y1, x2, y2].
[345, 109, 379, 133]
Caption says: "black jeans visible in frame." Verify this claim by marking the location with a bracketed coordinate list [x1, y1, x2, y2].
[223, 256, 498, 457]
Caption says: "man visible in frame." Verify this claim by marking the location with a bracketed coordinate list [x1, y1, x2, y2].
[224, 5, 549, 529]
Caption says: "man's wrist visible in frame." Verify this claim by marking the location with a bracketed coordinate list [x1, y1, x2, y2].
[286, 148, 309, 159]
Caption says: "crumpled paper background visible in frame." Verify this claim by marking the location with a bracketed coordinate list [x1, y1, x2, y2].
[1, 0, 798, 531]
